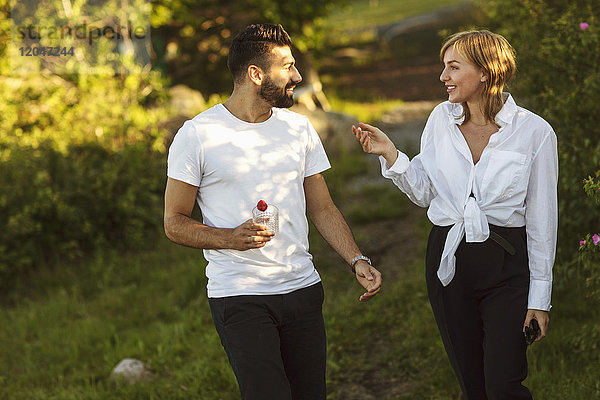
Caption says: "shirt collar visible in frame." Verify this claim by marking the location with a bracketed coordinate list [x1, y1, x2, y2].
[448, 103, 465, 126]
[494, 93, 517, 127]
[447, 92, 517, 127]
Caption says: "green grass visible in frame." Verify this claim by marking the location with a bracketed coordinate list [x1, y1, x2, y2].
[0, 242, 239, 399]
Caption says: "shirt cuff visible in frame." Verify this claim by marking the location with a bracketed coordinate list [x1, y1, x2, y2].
[379, 150, 410, 177]
[527, 279, 552, 311]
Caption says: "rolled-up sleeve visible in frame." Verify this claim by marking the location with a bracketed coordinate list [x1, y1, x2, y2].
[525, 129, 558, 311]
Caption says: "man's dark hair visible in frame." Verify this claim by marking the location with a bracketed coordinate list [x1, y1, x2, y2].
[228, 24, 292, 83]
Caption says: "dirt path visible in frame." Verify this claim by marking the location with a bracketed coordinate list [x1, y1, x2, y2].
[332, 101, 437, 399]
[360, 202, 427, 275]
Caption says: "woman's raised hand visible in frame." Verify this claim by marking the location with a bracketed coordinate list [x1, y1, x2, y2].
[352, 122, 398, 166]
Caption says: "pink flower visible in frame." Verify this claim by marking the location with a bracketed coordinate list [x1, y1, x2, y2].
[580, 240, 586, 246]
[580, 22, 589, 31]
[592, 234, 600, 245]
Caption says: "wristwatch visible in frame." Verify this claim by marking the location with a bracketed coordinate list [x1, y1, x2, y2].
[350, 255, 372, 273]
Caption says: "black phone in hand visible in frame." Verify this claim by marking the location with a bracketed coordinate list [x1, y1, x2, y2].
[524, 319, 541, 345]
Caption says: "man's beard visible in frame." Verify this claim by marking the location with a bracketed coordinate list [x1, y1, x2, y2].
[259, 76, 294, 108]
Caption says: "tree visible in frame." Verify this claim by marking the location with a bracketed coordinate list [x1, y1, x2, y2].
[150, 0, 346, 94]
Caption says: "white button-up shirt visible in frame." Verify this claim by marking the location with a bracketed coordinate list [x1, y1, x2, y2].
[380, 94, 558, 311]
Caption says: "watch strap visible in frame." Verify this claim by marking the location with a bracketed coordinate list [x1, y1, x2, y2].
[350, 255, 371, 273]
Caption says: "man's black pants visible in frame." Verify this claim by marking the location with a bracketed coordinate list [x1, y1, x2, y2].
[426, 225, 533, 400]
[208, 282, 326, 400]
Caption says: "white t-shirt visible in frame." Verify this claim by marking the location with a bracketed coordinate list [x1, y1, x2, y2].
[167, 104, 331, 298]
[380, 94, 558, 311]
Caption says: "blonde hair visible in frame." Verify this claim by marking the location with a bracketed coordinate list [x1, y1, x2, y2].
[440, 30, 516, 125]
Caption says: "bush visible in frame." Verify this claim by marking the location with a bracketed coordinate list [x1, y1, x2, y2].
[577, 173, 600, 301]
[0, 142, 165, 287]
[484, 0, 600, 260]
[0, 0, 172, 290]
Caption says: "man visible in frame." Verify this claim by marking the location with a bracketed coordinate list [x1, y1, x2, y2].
[164, 23, 382, 400]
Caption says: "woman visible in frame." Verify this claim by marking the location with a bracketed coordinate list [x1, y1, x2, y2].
[353, 30, 557, 399]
